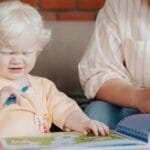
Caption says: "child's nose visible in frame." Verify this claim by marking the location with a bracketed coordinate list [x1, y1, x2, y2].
[10, 54, 22, 64]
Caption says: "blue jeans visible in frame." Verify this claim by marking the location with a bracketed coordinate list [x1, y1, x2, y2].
[84, 100, 140, 129]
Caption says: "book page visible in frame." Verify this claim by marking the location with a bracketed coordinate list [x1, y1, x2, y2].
[0, 131, 149, 149]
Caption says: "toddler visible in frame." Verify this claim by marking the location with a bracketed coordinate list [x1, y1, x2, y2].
[0, 1, 109, 137]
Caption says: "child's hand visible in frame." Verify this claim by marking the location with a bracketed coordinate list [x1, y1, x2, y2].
[64, 110, 109, 136]
[0, 86, 24, 108]
[80, 119, 109, 136]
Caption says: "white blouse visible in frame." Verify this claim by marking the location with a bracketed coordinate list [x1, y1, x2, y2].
[78, 0, 150, 99]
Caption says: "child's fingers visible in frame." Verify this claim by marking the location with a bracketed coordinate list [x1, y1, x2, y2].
[96, 122, 106, 136]
[98, 122, 110, 135]
[10, 89, 29, 105]
[0, 86, 29, 107]
[88, 121, 99, 136]
[21, 93, 30, 99]
[11, 90, 24, 105]
[82, 129, 88, 135]
[87, 120, 109, 136]
[0, 98, 7, 108]
[0, 86, 17, 107]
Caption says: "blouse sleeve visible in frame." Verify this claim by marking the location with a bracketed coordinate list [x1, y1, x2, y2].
[78, 0, 132, 99]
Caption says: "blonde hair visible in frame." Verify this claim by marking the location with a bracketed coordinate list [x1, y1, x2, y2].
[0, 0, 51, 50]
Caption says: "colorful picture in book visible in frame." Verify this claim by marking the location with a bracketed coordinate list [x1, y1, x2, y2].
[2, 132, 147, 149]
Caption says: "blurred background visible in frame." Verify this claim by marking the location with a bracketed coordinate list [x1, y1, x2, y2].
[0, 0, 105, 21]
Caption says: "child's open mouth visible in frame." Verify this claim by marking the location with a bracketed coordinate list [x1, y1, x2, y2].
[9, 67, 23, 73]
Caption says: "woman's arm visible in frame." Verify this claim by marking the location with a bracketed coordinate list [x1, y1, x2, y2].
[96, 78, 150, 113]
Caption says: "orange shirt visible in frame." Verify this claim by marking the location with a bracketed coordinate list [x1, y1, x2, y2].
[0, 75, 80, 137]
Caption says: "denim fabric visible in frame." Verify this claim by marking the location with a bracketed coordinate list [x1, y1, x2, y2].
[84, 100, 140, 129]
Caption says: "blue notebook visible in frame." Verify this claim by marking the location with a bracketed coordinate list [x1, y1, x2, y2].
[115, 114, 150, 143]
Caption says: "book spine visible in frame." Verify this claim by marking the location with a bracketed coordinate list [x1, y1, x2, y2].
[116, 125, 148, 142]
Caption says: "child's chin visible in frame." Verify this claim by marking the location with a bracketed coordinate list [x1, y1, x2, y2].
[4, 74, 25, 80]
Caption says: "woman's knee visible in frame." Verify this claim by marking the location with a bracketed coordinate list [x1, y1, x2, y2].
[119, 108, 140, 120]
[85, 101, 119, 116]
[84, 101, 121, 129]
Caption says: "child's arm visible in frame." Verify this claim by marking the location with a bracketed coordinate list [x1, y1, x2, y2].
[64, 109, 109, 136]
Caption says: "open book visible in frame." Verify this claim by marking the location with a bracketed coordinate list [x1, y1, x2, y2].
[115, 114, 150, 143]
[1, 114, 150, 149]
[0, 132, 148, 149]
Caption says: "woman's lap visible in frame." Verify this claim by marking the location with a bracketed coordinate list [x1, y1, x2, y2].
[84, 100, 140, 129]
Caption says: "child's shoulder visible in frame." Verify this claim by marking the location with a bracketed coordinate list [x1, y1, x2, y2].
[30, 75, 49, 81]
[29, 74, 55, 87]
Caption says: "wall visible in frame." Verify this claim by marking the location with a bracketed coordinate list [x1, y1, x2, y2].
[20, 0, 105, 21]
